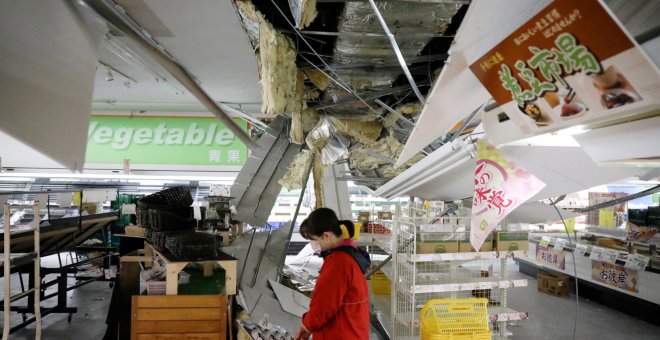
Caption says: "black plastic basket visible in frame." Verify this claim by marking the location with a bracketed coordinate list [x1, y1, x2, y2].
[138, 186, 193, 208]
[165, 231, 220, 261]
[148, 207, 196, 231]
[136, 206, 150, 227]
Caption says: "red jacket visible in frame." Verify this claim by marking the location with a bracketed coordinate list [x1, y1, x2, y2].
[302, 243, 370, 339]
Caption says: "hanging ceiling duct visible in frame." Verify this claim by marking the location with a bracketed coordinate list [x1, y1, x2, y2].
[321, 1, 462, 115]
[231, 115, 302, 226]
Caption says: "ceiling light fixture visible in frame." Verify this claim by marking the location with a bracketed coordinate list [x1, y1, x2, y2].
[102, 34, 185, 95]
[105, 66, 114, 81]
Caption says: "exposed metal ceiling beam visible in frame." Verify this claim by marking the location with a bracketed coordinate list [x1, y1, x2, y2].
[367, 0, 426, 104]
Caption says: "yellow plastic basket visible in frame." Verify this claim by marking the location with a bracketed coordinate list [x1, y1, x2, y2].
[420, 298, 491, 340]
[371, 270, 391, 294]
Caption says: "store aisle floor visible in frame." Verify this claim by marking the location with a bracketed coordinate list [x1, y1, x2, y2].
[3, 261, 659, 339]
[369, 261, 659, 340]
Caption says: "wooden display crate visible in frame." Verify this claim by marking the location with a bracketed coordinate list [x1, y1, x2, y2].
[131, 295, 228, 340]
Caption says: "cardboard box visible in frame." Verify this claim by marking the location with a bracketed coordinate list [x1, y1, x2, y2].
[124, 225, 145, 237]
[416, 240, 460, 254]
[462, 234, 494, 252]
[537, 272, 570, 296]
[377, 211, 392, 220]
[416, 233, 462, 254]
[358, 212, 370, 226]
[494, 231, 529, 251]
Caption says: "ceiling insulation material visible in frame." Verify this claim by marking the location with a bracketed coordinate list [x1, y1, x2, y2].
[288, 0, 318, 29]
[349, 135, 425, 177]
[236, 0, 303, 115]
[279, 150, 313, 190]
[396, 102, 423, 115]
[231, 115, 302, 226]
[328, 117, 382, 144]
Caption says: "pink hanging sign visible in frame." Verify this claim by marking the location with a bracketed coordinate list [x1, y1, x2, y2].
[470, 140, 546, 251]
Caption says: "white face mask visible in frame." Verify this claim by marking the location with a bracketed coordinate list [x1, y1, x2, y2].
[309, 240, 322, 253]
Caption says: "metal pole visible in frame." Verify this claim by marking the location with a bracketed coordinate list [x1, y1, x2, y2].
[3, 203, 11, 340]
[278, 155, 315, 281]
[33, 203, 41, 339]
[368, 0, 426, 104]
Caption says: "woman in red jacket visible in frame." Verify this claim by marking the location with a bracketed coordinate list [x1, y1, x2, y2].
[294, 208, 371, 340]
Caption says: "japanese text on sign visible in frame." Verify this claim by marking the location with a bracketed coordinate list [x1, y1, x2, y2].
[592, 260, 638, 293]
[536, 246, 565, 270]
[501, 32, 602, 108]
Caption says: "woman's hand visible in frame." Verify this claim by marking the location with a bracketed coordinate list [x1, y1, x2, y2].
[294, 325, 311, 340]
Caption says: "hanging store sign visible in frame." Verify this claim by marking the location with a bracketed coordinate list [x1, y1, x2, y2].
[85, 116, 248, 166]
[469, 140, 546, 251]
[536, 245, 566, 270]
[591, 260, 638, 293]
[471, 0, 660, 140]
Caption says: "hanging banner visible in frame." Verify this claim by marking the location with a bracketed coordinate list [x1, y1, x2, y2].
[536, 245, 566, 270]
[470, 140, 546, 251]
[471, 0, 660, 143]
[591, 260, 638, 293]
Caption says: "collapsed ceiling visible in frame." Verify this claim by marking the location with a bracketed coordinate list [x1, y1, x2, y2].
[233, 0, 470, 195]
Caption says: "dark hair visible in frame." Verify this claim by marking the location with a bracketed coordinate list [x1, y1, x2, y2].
[300, 207, 355, 239]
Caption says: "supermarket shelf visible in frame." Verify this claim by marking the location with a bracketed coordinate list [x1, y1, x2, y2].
[401, 278, 528, 294]
[358, 233, 393, 253]
[400, 250, 529, 263]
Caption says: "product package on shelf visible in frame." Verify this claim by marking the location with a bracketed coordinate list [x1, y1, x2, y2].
[494, 231, 529, 251]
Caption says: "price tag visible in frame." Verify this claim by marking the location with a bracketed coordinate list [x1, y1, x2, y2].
[553, 238, 567, 251]
[603, 249, 619, 264]
[539, 236, 552, 248]
[589, 247, 605, 260]
[574, 243, 588, 256]
[625, 254, 650, 271]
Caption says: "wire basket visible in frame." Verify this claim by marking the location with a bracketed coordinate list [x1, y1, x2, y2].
[420, 298, 491, 340]
[138, 186, 193, 208]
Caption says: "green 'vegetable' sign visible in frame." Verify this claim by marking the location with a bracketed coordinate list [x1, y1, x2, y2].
[85, 116, 248, 165]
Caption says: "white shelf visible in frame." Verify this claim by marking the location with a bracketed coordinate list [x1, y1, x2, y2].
[400, 279, 528, 294]
[400, 250, 529, 263]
